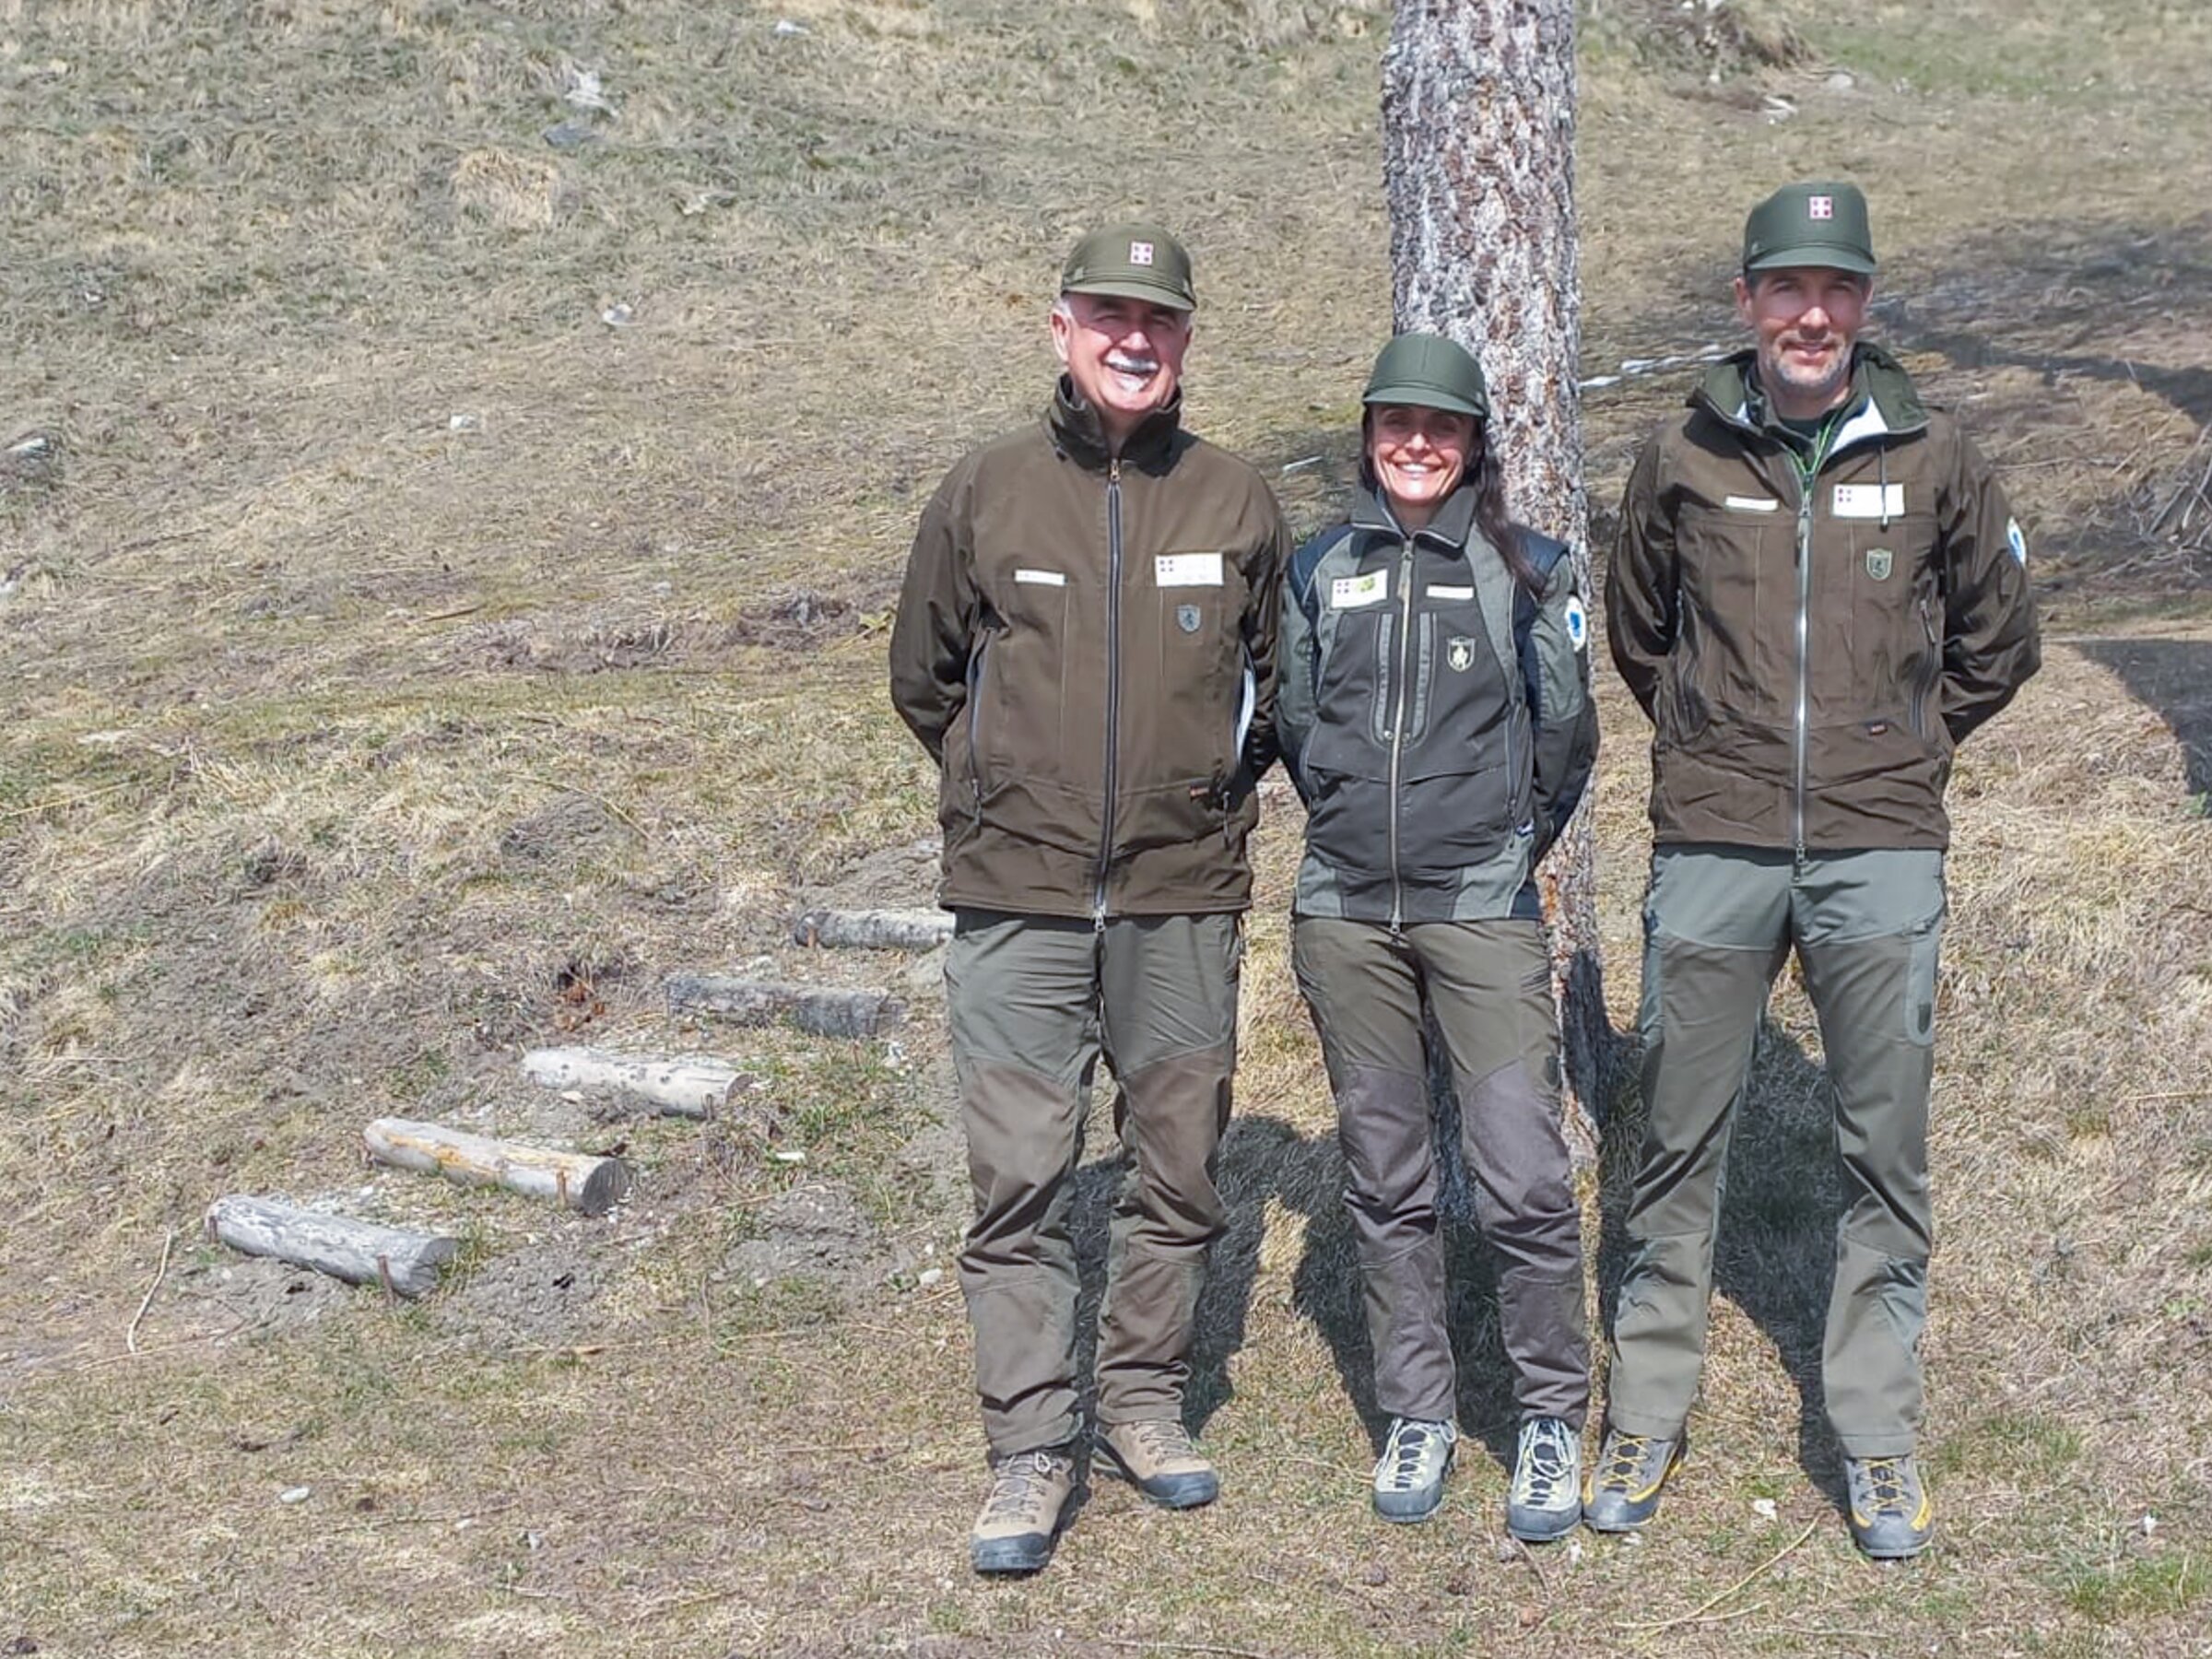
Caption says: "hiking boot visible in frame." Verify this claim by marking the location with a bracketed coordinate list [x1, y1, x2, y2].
[1845, 1454, 1934, 1559]
[1582, 1429, 1680, 1533]
[1506, 1417, 1583, 1541]
[970, 1447, 1077, 1575]
[1371, 1417, 1456, 1524]
[1095, 1418, 1218, 1510]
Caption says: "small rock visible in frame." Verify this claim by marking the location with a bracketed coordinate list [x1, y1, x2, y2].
[916, 1267, 944, 1288]
[541, 119, 601, 151]
[600, 302, 634, 328]
[1752, 1497, 1779, 1521]
[278, 1486, 312, 1505]
[2142, 1513, 2159, 1536]
[1493, 1541, 1517, 1563]
[1359, 1564, 1389, 1587]
[772, 18, 809, 34]
[1825, 70, 1856, 91]
[448, 413, 481, 431]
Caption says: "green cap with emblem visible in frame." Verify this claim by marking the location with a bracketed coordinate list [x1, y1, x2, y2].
[1060, 222, 1196, 312]
[1360, 332, 1490, 420]
[1743, 181, 1877, 276]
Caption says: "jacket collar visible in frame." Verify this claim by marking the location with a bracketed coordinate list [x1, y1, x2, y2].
[1047, 375, 1183, 472]
[1348, 476, 1482, 554]
[1693, 341, 1929, 453]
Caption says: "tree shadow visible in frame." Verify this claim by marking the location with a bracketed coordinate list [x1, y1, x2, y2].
[1594, 1008, 1850, 1504]
[2074, 637, 2212, 802]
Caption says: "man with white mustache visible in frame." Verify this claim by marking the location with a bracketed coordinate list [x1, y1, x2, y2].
[1595, 182, 2041, 1558]
[891, 223, 1288, 1574]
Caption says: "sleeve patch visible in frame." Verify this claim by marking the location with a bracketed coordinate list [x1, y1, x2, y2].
[1564, 594, 1589, 653]
[2006, 517, 2028, 566]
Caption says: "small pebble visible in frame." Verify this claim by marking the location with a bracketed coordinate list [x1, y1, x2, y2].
[278, 1486, 311, 1505]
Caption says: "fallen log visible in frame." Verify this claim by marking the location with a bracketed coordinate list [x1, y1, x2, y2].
[363, 1117, 632, 1217]
[665, 974, 904, 1038]
[520, 1046, 740, 1119]
[206, 1195, 456, 1298]
[791, 908, 953, 951]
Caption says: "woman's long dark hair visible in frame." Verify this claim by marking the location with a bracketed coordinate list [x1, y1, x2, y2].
[1364, 412, 1547, 600]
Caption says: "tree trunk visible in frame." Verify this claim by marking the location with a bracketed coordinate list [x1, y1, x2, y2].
[1382, 0, 1609, 1152]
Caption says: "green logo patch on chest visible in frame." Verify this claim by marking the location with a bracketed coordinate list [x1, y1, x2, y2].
[1865, 547, 1894, 582]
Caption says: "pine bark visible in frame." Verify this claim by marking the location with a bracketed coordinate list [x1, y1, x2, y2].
[1382, 0, 1609, 1148]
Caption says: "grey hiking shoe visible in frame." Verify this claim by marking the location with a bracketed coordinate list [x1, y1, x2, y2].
[1095, 1418, 1218, 1510]
[1582, 1429, 1680, 1533]
[1506, 1417, 1583, 1541]
[1371, 1417, 1456, 1524]
[1846, 1454, 1934, 1559]
[970, 1447, 1077, 1575]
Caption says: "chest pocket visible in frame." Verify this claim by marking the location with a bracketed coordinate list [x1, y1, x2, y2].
[1146, 548, 1247, 780]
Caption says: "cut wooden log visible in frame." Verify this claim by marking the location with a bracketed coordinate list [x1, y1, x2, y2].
[665, 974, 904, 1038]
[791, 908, 953, 951]
[363, 1118, 632, 1217]
[520, 1046, 740, 1119]
[206, 1195, 457, 1298]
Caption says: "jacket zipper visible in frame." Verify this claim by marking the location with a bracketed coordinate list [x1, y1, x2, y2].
[1385, 537, 1417, 935]
[1792, 472, 1814, 865]
[1912, 594, 1939, 740]
[1093, 457, 1124, 930]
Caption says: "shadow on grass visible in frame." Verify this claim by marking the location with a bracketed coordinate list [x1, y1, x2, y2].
[1594, 1010, 1851, 1505]
[2074, 637, 2212, 801]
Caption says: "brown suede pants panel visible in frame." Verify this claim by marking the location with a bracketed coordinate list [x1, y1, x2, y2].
[1293, 916, 1589, 1427]
[1609, 847, 1944, 1459]
[947, 910, 1241, 1458]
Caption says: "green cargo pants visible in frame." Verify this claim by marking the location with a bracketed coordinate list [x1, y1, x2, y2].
[1608, 847, 1945, 1459]
[946, 909, 1241, 1459]
[1293, 916, 1589, 1428]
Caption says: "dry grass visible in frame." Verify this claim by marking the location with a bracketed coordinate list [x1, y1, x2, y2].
[4, 0, 2211, 1654]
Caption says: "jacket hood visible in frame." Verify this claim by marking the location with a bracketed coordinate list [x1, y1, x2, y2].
[1692, 341, 1929, 441]
[1048, 374, 1183, 471]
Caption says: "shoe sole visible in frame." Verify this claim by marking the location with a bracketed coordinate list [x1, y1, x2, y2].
[1094, 1444, 1218, 1510]
[971, 1535, 1053, 1575]
[1373, 1492, 1444, 1524]
[1507, 1505, 1584, 1542]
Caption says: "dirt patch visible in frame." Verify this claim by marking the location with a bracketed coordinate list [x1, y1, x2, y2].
[794, 836, 943, 917]
[434, 1231, 614, 1348]
[725, 1179, 877, 1297]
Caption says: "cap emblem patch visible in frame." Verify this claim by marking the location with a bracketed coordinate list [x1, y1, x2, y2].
[1129, 241, 1155, 266]
[1808, 194, 1835, 220]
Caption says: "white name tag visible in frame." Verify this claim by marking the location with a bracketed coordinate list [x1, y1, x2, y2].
[1014, 568, 1065, 586]
[1724, 495, 1780, 512]
[1833, 484, 1906, 519]
[1428, 583, 1474, 601]
[1331, 570, 1389, 609]
[1155, 552, 1223, 587]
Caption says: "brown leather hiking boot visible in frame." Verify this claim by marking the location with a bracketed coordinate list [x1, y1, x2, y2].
[1095, 1418, 1219, 1510]
[970, 1448, 1077, 1575]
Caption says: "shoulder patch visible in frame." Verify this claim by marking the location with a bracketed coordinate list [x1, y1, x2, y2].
[2006, 517, 2028, 566]
[1563, 594, 1589, 653]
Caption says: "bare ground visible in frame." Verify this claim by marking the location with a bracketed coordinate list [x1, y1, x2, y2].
[3, 0, 2211, 1654]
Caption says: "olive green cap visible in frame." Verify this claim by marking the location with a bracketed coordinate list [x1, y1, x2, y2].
[1742, 181, 1877, 276]
[1360, 332, 1489, 419]
[1059, 222, 1196, 312]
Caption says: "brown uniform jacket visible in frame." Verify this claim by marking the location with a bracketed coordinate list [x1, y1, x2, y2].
[1607, 345, 2040, 852]
[889, 380, 1288, 919]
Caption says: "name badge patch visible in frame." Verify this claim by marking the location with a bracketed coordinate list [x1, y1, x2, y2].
[1331, 570, 1389, 609]
[1014, 568, 1066, 586]
[1154, 552, 1223, 587]
[1832, 484, 1906, 519]
[1724, 495, 1781, 513]
[1427, 583, 1474, 601]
